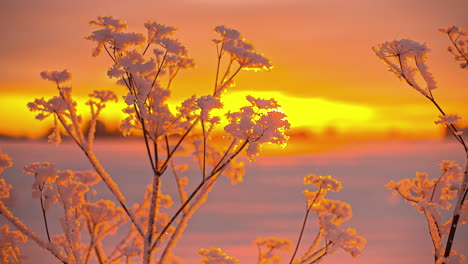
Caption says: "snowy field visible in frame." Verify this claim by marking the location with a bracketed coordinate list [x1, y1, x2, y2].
[1, 138, 467, 263]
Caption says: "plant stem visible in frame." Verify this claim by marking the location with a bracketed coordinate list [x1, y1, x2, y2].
[159, 119, 199, 173]
[213, 43, 224, 95]
[289, 188, 322, 264]
[443, 155, 468, 260]
[144, 174, 161, 264]
[0, 201, 68, 264]
[39, 195, 51, 243]
[150, 180, 205, 251]
[202, 119, 207, 181]
[151, 140, 248, 251]
[448, 31, 468, 66]
[289, 208, 312, 264]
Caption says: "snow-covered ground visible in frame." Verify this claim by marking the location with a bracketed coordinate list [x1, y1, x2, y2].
[1, 139, 467, 263]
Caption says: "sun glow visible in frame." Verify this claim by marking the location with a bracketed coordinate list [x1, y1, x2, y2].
[0, 90, 450, 139]
[219, 91, 374, 132]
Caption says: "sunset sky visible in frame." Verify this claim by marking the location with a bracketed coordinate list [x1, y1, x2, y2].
[1, 0, 467, 138]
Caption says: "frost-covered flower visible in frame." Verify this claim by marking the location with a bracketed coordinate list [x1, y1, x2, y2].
[438, 26, 468, 36]
[214, 25, 241, 42]
[112, 32, 145, 51]
[57, 177, 88, 209]
[83, 200, 124, 227]
[214, 25, 272, 71]
[117, 50, 156, 75]
[0, 153, 12, 174]
[40, 70, 72, 83]
[386, 159, 462, 254]
[159, 38, 188, 56]
[0, 179, 12, 199]
[198, 248, 239, 264]
[27, 96, 68, 120]
[87, 16, 145, 56]
[328, 227, 366, 258]
[315, 199, 353, 226]
[373, 39, 436, 96]
[435, 114, 461, 126]
[246, 95, 279, 110]
[145, 21, 176, 43]
[224, 96, 289, 159]
[89, 16, 127, 32]
[255, 237, 293, 263]
[0, 225, 27, 263]
[386, 161, 462, 213]
[74, 170, 101, 186]
[88, 90, 118, 107]
[107, 64, 126, 78]
[438, 25, 468, 70]
[304, 174, 343, 192]
[24, 162, 58, 188]
[197, 95, 223, 123]
[223, 39, 272, 71]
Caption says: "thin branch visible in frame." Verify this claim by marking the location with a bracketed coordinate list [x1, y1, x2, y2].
[103, 44, 118, 64]
[202, 119, 207, 181]
[159, 175, 217, 263]
[0, 201, 68, 263]
[447, 32, 468, 66]
[144, 174, 161, 264]
[211, 139, 248, 176]
[55, 184, 79, 263]
[150, 180, 205, 251]
[256, 243, 262, 264]
[213, 43, 224, 95]
[443, 157, 468, 260]
[151, 140, 248, 251]
[423, 209, 442, 261]
[150, 50, 168, 90]
[83, 150, 144, 236]
[38, 183, 51, 243]
[289, 188, 323, 264]
[160, 119, 199, 173]
[211, 139, 237, 173]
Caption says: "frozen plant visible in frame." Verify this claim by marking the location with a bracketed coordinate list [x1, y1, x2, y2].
[251, 174, 366, 264]
[0, 16, 290, 264]
[438, 26, 468, 71]
[374, 26, 468, 264]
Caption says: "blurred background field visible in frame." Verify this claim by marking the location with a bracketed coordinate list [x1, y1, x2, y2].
[1, 137, 467, 263]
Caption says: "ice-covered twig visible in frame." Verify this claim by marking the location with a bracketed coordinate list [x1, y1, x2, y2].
[0, 201, 69, 264]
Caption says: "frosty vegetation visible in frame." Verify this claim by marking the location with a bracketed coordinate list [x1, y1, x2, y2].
[0, 16, 365, 263]
[374, 25, 468, 264]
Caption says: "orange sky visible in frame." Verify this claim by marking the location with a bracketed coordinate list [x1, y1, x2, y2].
[1, 0, 467, 138]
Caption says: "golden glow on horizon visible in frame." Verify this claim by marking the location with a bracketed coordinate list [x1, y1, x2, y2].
[219, 91, 374, 132]
[0, 91, 449, 139]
